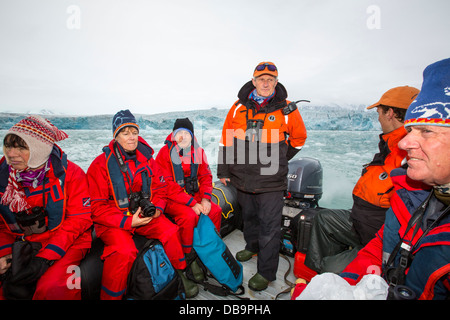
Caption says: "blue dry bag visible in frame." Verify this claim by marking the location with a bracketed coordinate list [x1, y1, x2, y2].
[192, 214, 245, 295]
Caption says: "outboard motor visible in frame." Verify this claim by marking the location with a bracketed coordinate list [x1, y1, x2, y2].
[281, 157, 323, 257]
[285, 157, 323, 208]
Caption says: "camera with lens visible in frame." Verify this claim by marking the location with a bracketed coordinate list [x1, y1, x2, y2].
[184, 176, 199, 196]
[15, 207, 48, 234]
[384, 266, 417, 300]
[387, 285, 417, 300]
[128, 191, 156, 218]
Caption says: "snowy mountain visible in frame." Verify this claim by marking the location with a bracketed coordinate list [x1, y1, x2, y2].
[0, 105, 380, 131]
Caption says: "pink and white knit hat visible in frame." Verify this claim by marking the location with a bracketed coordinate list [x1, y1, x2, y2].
[6, 115, 68, 168]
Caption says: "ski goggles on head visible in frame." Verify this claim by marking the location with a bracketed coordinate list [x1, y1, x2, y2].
[255, 63, 277, 72]
[253, 62, 278, 78]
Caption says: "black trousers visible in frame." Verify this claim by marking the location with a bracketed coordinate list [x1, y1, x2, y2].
[237, 190, 284, 281]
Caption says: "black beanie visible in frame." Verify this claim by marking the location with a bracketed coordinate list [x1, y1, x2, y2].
[173, 118, 194, 136]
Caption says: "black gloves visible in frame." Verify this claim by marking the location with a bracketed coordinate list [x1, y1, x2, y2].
[286, 143, 300, 161]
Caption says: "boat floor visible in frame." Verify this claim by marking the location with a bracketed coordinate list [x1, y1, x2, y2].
[190, 229, 296, 301]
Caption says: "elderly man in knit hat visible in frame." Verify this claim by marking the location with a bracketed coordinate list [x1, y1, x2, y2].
[0, 115, 93, 300]
[333, 58, 450, 300]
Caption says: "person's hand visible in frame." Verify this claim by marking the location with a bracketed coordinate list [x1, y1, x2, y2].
[201, 198, 211, 215]
[0, 254, 12, 275]
[131, 207, 155, 227]
[192, 203, 204, 216]
[219, 178, 230, 186]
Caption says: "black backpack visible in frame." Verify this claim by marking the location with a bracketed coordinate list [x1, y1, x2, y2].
[125, 239, 185, 300]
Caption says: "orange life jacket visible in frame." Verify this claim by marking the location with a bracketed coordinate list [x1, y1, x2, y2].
[352, 126, 407, 208]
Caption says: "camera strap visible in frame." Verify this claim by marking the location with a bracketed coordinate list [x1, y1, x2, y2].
[113, 142, 128, 173]
[112, 142, 136, 199]
[141, 171, 150, 196]
[41, 175, 47, 209]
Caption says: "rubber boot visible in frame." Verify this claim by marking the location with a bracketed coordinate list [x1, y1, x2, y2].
[177, 270, 199, 298]
[190, 259, 205, 282]
[236, 249, 257, 262]
[248, 273, 269, 291]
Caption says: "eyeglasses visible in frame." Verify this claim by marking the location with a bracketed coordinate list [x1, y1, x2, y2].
[255, 63, 277, 72]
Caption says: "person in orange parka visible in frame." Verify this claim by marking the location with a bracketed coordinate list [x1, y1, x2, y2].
[87, 110, 187, 300]
[0, 116, 92, 300]
[156, 118, 222, 256]
[217, 61, 307, 291]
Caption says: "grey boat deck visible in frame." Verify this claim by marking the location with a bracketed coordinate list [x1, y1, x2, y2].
[190, 229, 297, 300]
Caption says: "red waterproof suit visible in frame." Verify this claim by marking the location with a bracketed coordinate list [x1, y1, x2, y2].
[0, 146, 92, 300]
[156, 133, 221, 253]
[87, 137, 185, 300]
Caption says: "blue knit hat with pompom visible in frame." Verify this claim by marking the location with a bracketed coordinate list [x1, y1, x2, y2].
[405, 58, 450, 127]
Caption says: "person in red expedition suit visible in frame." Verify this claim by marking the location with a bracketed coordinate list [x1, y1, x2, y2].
[156, 118, 222, 287]
[0, 116, 92, 300]
[87, 110, 189, 300]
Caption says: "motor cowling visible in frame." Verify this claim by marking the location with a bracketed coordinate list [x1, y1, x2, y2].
[285, 157, 323, 208]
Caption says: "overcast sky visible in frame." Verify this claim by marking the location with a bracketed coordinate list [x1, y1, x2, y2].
[0, 0, 449, 115]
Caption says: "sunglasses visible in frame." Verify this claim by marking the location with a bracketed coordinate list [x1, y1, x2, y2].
[255, 63, 277, 72]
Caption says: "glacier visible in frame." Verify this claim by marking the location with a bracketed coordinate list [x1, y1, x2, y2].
[0, 105, 380, 132]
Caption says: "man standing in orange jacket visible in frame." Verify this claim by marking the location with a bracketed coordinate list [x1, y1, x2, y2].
[218, 61, 307, 291]
[304, 86, 420, 274]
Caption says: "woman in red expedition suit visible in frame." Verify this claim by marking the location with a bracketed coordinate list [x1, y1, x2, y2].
[87, 110, 191, 300]
[0, 116, 92, 300]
